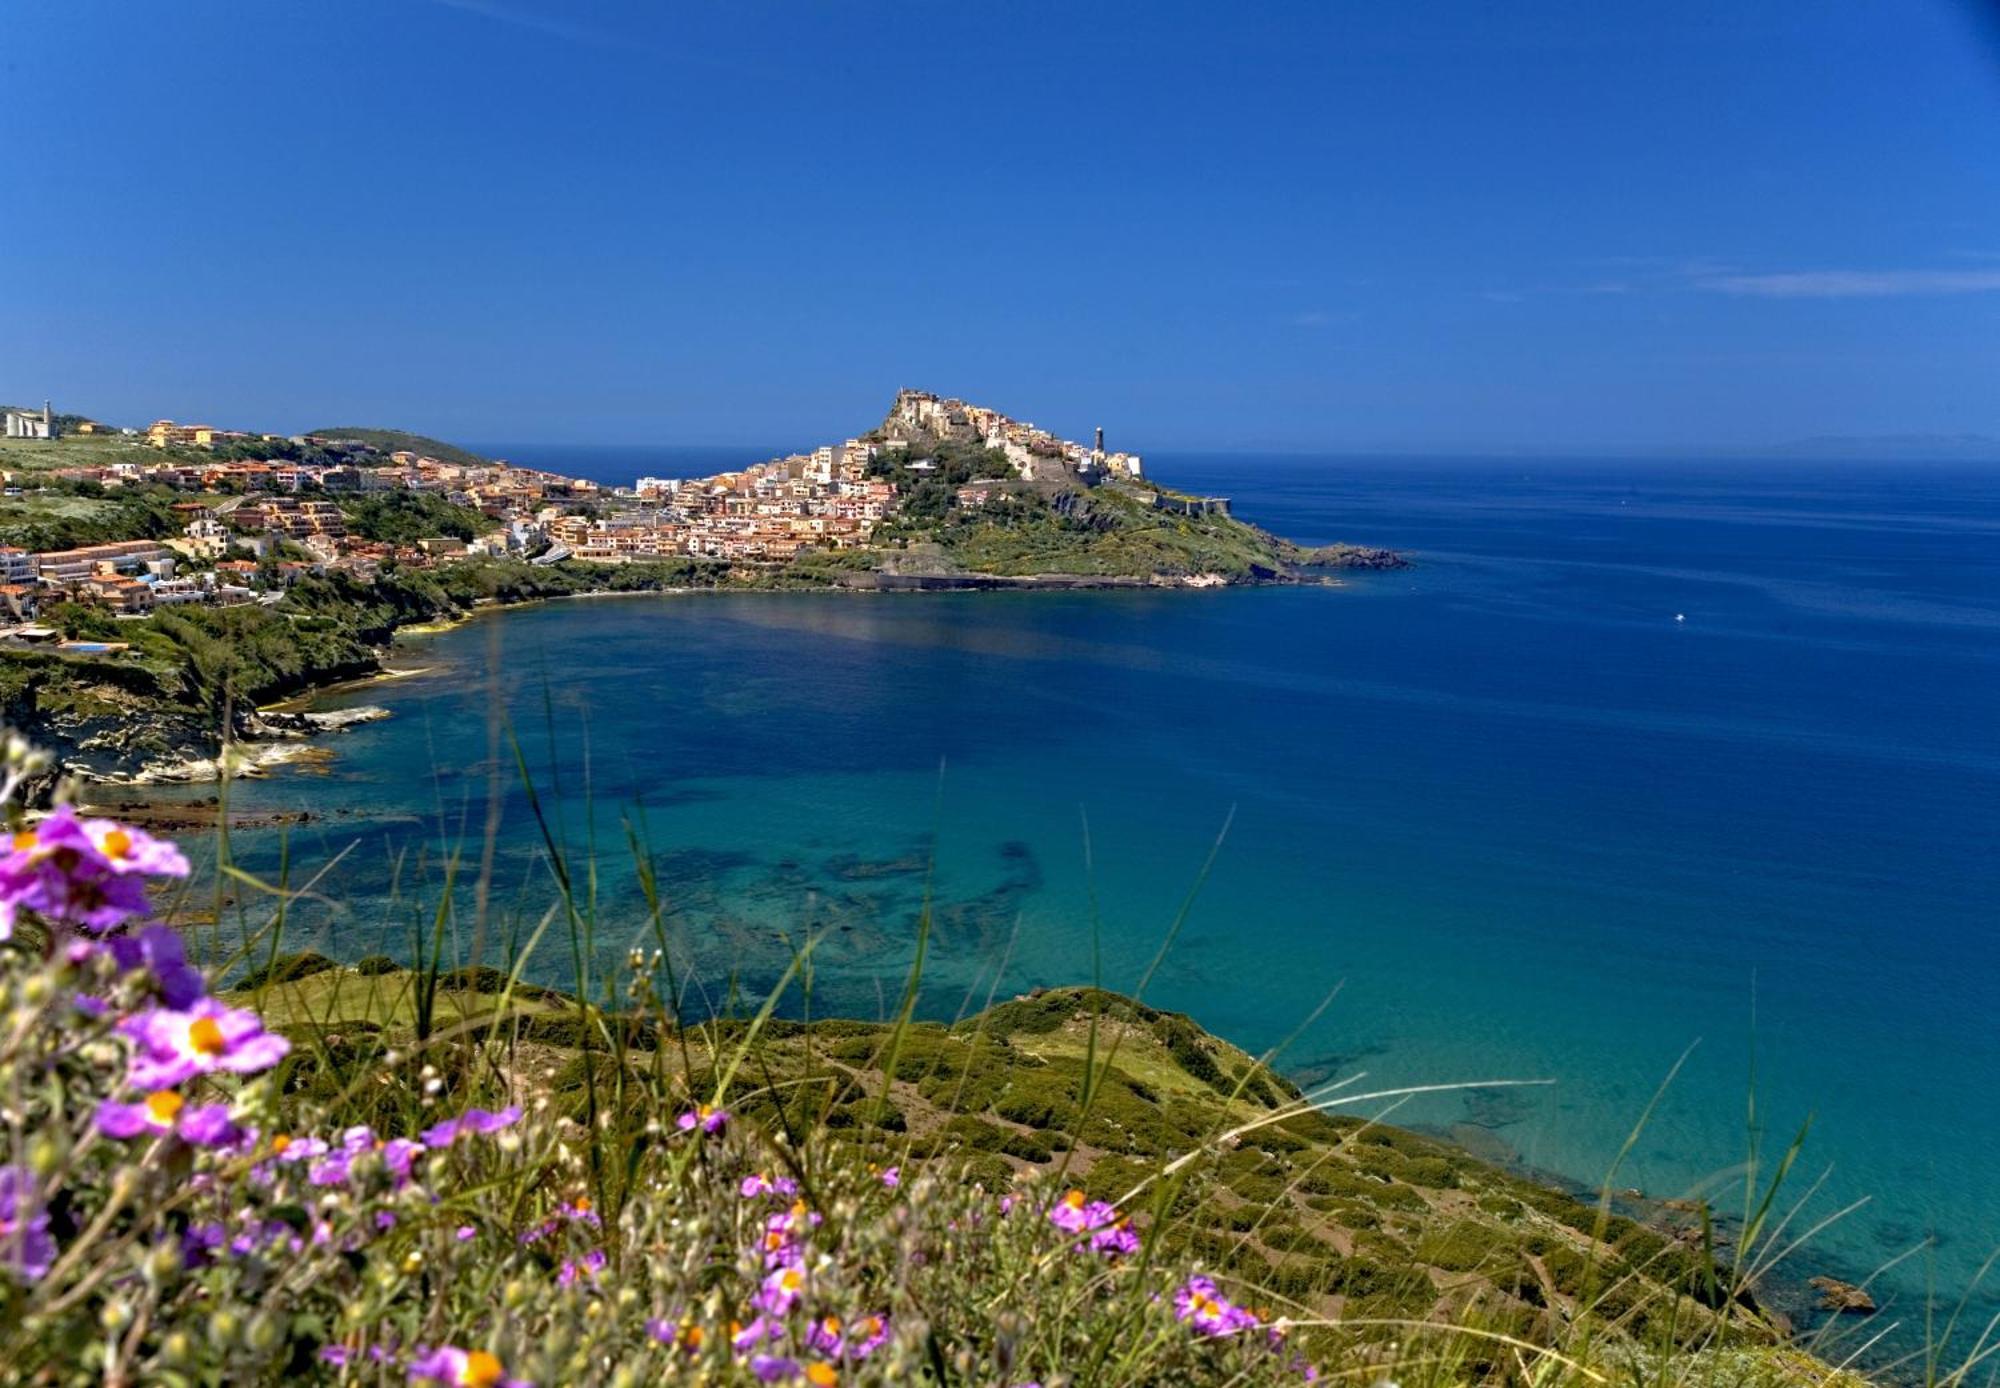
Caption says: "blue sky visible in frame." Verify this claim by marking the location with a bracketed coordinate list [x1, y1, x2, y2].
[4, 0, 1998, 452]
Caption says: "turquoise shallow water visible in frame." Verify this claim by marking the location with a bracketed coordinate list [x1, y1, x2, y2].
[198, 452, 1999, 1339]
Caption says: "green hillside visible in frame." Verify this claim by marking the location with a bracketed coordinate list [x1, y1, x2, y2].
[238, 963, 1822, 1380]
[306, 427, 491, 468]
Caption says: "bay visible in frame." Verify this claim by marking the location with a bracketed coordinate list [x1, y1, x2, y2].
[195, 450, 2000, 1331]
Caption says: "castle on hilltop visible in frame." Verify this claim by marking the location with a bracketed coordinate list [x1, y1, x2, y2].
[884, 389, 1144, 482]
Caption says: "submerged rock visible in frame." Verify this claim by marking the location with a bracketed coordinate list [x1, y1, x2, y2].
[1809, 1275, 1877, 1314]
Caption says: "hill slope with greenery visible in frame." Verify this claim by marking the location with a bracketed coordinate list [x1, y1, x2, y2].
[232, 958, 1841, 1385]
[305, 427, 492, 468]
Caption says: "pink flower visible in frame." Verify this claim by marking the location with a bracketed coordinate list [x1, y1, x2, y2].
[675, 1103, 728, 1134]
[420, 1105, 520, 1148]
[754, 1263, 809, 1315]
[806, 1313, 846, 1357]
[95, 1090, 239, 1147]
[103, 923, 206, 1007]
[0, 808, 158, 936]
[119, 999, 289, 1089]
[740, 1172, 777, 1198]
[557, 1248, 605, 1287]
[732, 1315, 782, 1353]
[760, 1200, 822, 1267]
[407, 1345, 528, 1386]
[879, 1166, 900, 1189]
[77, 815, 190, 878]
[1090, 1216, 1140, 1257]
[0, 1167, 54, 1282]
[849, 1313, 890, 1359]
[1174, 1275, 1259, 1336]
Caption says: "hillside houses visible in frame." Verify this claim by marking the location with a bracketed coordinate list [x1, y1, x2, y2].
[884, 389, 1145, 481]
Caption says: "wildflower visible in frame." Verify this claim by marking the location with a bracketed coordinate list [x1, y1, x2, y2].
[420, 1105, 521, 1148]
[1174, 1275, 1259, 1336]
[455, 1225, 477, 1242]
[755, 1263, 809, 1315]
[1089, 1214, 1140, 1257]
[732, 1316, 782, 1353]
[94, 1091, 240, 1147]
[0, 1166, 54, 1282]
[806, 1366, 838, 1387]
[383, 1137, 425, 1183]
[1048, 1188, 1129, 1251]
[675, 1103, 729, 1134]
[407, 1346, 527, 1387]
[120, 999, 290, 1089]
[806, 1314, 845, 1357]
[849, 1314, 889, 1359]
[558, 1249, 606, 1287]
[648, 1316, 705, 1354]
[104, 922, 205, 1008]
[879, 1166, 900, 1189]
[748, 1355, 801, 1383]
[0, 808, 157, 936]
[76, 814, 191, 878]
[1047, 1188, 1093, 1232]
[740, 1172, 777, 1198]
[761, 1200, 822, 1267]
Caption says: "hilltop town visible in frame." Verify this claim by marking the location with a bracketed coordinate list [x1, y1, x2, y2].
[0, 389, 1395, 627]
[0, 391, 1399, 779]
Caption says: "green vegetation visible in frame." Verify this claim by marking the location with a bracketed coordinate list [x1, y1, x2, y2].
[867, 438, 1016, 523]
[305, 427, 492, 468]
[0, 481, 185, 553]
[335, 490, 493, 543]
[924, 484, 1286, 578]
[212, 949, 1854, 1387]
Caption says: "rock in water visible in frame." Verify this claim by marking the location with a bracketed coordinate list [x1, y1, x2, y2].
[1809, 1275, 1877, 1313]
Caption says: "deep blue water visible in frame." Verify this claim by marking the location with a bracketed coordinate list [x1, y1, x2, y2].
[198, 451, 2000, 1337]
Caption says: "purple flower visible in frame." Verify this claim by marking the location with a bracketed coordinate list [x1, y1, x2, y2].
[1090, 1217, 1141, 1257]
[557, 1248, 605, 1287]
[806, 1313, 846, 1357]
[0, 808, 158, 936]
[119, 999, 289, 1089]
[732, 1315, 782, 1353]
[407, 1346, 527, 1386]
[849, 1314, 889, 1359]
[878, 1165, 900, 1190]
[1048, 1189, 1134, 1253]
[383, 1138, 424, 1182]
[95, 1091, 239, 1147]
[0, 1167, 54, 1282]
[675, 1103, 728, 1134]
[1174, 1275, 1259, 1336]
[761, 1201, 821, 1267]
[420, 1105, 521, 1149]
[754, 1263, 809, 1315]
[740, 1172, 777, 1198]
[648, 1314, 709, 1354]
[748, 1355, 801, 1383]
[95, 923, 206, 1007]
[77, 815, 191, 878]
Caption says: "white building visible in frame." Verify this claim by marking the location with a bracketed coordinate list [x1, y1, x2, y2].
[3, 402, 53, 440]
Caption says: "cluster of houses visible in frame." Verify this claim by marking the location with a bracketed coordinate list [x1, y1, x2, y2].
[0, 538, 257, 622]
[0, 392, 1151, 629]
[564, 438, 896, 562]
[883, 388, 1145, 482]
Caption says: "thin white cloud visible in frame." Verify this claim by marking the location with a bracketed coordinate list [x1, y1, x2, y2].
[429, 0, 612, 46]
[1695, 269, 2000, 298]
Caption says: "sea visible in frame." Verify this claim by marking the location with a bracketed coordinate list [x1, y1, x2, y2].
[182, 446, 2000, 1349]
